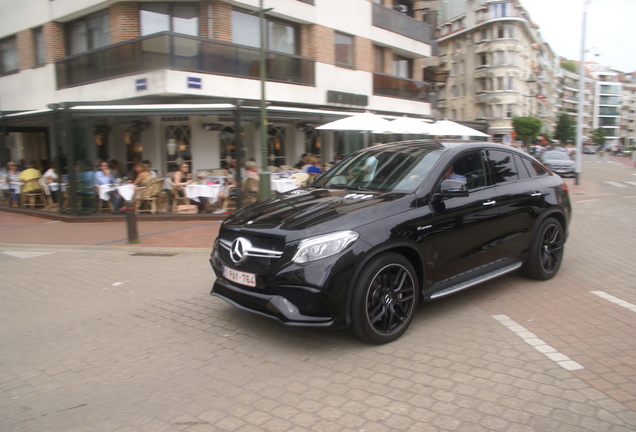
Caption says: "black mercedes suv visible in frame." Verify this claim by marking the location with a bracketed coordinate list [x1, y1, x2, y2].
[210, 141, 571, 344]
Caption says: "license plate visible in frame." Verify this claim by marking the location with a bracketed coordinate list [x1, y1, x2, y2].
[223, 265, 256, 287]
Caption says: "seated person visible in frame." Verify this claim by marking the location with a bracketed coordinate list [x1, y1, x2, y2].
[443, 164, 467, 183]
[18, 161, 42, 192]
[306, 156, 323, 175]
[173, 163, 193, 187]
[131, 162, 152, 187]
[94, 160, 122, 211]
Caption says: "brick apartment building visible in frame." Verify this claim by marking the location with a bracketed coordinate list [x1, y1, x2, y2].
[0, 0, 437, 215]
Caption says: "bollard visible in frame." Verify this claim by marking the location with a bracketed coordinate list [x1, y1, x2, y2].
[124, 201, 139, 244]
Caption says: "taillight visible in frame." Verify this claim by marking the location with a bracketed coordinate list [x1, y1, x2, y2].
[561, 180, 569, 194]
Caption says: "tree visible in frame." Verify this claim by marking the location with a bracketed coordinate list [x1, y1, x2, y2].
[589, 128, 607, 149]
[553, 113, 575, 144]
[512, 116, 542, 148]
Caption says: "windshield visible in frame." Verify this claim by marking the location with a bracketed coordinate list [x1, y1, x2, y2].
[314, 145, 441, 193]
[542, 152, 570, 161]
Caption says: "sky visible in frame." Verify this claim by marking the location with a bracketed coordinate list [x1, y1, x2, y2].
[520, 0, 636, 73]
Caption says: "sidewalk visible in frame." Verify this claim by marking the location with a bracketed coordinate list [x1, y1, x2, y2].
[0, 211, 222, 249]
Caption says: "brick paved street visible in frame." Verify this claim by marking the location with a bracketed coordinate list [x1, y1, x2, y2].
[0, 155, 634, 431]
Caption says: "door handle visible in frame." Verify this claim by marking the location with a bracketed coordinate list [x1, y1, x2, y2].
[482, 200, 496, 206]
[530, 192, 542, 197]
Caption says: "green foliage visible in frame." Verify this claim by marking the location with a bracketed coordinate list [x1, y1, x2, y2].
[561, 60, 577, 73]
[512, 117, 542, 146]
[554, 113, 575, 144]
[589, 128, 606, 148]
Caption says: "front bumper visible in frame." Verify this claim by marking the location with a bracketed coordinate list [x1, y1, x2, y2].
[211, 276, 336, 327]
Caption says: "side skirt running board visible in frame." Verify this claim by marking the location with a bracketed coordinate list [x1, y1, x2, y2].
[430, 261, 523, 300]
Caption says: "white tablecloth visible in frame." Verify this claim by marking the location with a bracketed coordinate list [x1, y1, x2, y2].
[98, 184, 137, 201]
[48, 182, 67, 193]
[271, 178, 297, 193]
[185, 184, 222, 204]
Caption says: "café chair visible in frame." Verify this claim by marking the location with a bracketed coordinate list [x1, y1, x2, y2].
[20, 178, 47, 209]
[134, 179, 164, 214]
[94, 185, 114, 213]
[221, 185, 237, 213]
[166, 179, 191, 213]
[289, 172, 309, 188]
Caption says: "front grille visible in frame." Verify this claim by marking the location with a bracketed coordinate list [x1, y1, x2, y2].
[218, 231, 286, 274]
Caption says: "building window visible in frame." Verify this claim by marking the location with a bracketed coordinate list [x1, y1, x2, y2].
[66, 11, 110, 55]
[506, 25, 515, 38]
[268, 19, 298, 55]
[506, 76, 515, 91]
[451, 85, 458, 98]
[506, 104, 515, 117]
[335, 32, 354, 67]
[141, 3, 199, 37]
[33, 27, 45, 66]
[393, 55, 412, 78]
[490, 2, 511, 18]
[496, 76, 504, 91]
[0, 36, 18, 75]
[231, 10, 299, 55]
[507, 50, 516, 65]
[479, 53, 487, 67]
[374, 45, 384, 73]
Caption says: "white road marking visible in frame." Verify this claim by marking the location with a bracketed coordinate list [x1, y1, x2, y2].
[590, 291, 636, 313]
[576, 199, 599, 203]
[492, 315, 584, 371]
[2, 251, 54, 259]
[605, 181, 627, 188]
[625, 182, 636, 187]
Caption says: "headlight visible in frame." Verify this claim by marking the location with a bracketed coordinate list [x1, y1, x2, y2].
[292, 230, 359, 264]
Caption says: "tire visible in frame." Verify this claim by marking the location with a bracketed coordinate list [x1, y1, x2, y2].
[351, 253, 419, 344]
[521, 217, 565, 280]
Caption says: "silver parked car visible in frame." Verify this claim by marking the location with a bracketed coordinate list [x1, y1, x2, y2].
[540, 151, 575, 177]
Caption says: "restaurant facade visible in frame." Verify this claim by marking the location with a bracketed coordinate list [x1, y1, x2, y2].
[0, 0, 439, 216]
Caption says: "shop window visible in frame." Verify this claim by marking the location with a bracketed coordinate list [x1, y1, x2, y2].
[268, 126, 287, 167]
[165, 124, 192, 174]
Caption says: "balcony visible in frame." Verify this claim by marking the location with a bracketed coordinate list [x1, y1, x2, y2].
[372, 4, 433, 44]
[373, 73, 432, 103]
[56, 33, 315, 89]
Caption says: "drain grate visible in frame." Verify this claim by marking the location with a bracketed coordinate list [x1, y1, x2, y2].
[130, 252, 178, 257]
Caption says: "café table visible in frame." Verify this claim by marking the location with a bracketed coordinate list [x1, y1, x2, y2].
[271, 178, 297, 193]
[98, 183, 137, 202]
[185, 183, 222, 204]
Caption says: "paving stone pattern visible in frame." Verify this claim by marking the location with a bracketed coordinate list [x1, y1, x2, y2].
[0, 156, 634, 431]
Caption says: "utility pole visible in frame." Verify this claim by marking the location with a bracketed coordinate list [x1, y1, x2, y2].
[575, 0, 591, 185]
[255, 0, 272, 199]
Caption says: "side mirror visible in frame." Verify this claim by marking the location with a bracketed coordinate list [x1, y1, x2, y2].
[438, 179, 469, 198]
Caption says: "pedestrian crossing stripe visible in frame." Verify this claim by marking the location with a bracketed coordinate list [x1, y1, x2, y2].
[605, 181, 628, 188]
[626, 182, 636, 187]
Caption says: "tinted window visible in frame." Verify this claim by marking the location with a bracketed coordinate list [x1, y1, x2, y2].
[520, 157, 548, 177]
[485, 150, 519, 183]
[447, 151, 486, 190]
[514, 154, 531, 179]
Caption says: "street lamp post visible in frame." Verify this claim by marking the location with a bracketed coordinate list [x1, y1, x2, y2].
[575, 0, 591, 185]
[255, 0, 272, 199]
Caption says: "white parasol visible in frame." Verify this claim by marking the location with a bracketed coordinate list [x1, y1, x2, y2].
[426, 119, 490, 138]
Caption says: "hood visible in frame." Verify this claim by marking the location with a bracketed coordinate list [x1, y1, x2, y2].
[222, 187, 408, 235]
